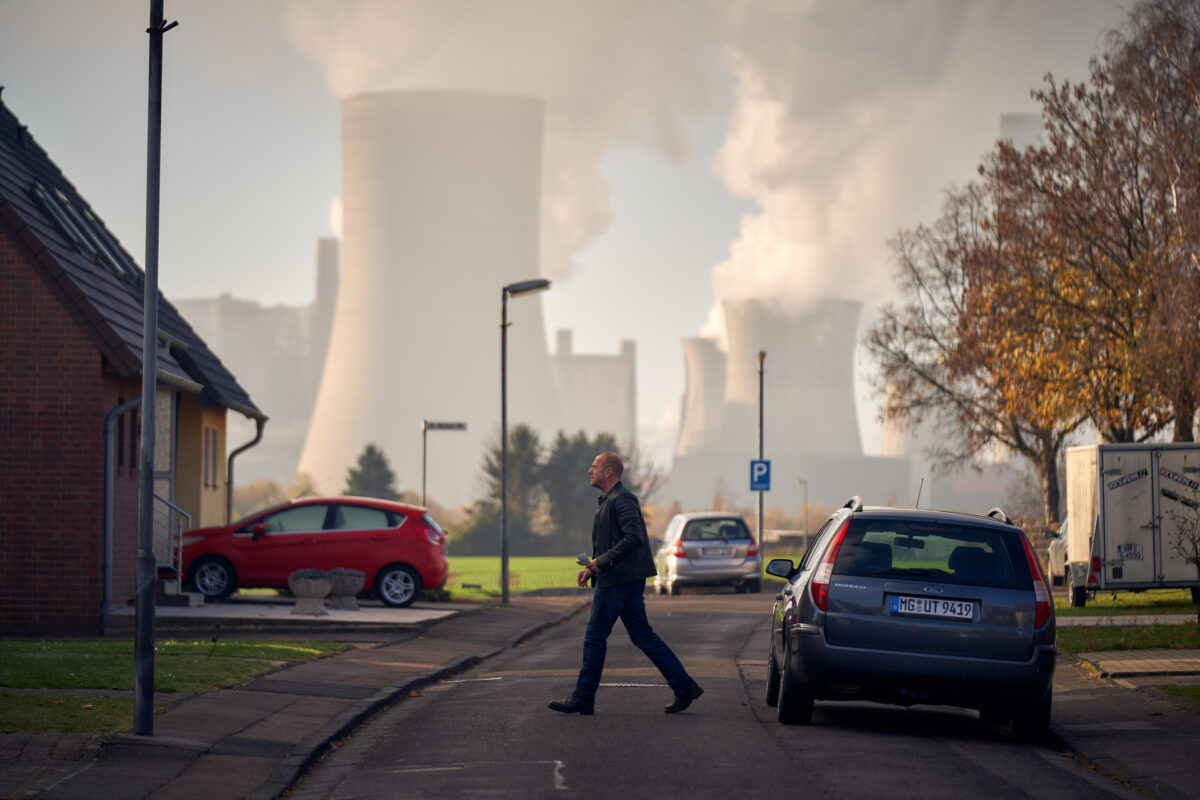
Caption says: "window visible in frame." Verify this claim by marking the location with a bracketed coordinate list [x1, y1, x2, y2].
[209, 427, 219, 488]
[330, 505, 392, 530]
[251, 505, 329, 533]
[834, 519, 1028, 589]
[682, 518, 750, 542]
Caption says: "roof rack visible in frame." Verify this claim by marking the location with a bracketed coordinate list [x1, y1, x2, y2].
[843, 496, 864, 512]
[986, 507, 1013, 524]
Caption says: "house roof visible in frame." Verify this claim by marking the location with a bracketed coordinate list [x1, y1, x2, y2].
[0, 89, 264, 421]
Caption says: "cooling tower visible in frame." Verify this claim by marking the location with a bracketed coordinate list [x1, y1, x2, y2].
[675, 337, 727, 456]
[719, 297, 863, 456]
[298, 91, 560, 504]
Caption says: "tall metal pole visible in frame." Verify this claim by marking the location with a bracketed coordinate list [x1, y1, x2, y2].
[757, 351, 765, 556]
[136, 0, 175, 736]
[500, 291, 510, 603]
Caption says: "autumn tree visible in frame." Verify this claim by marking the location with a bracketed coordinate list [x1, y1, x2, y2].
[865, 183, 1088, 524]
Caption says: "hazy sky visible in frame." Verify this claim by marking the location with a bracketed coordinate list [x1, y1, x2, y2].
[0, 0, 1130, 466]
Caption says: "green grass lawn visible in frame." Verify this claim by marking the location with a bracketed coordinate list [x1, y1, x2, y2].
[1054, 588, 1197, 617]
[1162, 686, 1200, 705]
[1056, 624, 1200, 654]
[0, 639, 351, 734]
[444, 556, 595, 598]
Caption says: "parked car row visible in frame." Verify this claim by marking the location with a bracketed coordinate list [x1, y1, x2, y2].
[181, 496, 449, 608]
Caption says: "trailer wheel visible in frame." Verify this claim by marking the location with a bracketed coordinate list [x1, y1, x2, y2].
[1192, 586, 1199, 605]
[1069, 585, 1087, 607]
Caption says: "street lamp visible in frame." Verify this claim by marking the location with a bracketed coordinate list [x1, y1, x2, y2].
[501, 278, 551, 603]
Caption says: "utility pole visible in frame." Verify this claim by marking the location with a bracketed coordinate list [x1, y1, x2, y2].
[134, 0, 177, 736]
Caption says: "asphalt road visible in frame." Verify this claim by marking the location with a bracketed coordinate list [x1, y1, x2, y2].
[288, 592, 1146, 800]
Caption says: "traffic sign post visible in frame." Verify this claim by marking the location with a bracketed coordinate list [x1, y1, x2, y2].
[421, 420, 467, 506]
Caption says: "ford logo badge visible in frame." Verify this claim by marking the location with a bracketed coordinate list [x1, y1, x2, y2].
[923, 586, 944, 594]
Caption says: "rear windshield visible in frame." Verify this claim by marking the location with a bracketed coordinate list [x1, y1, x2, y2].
[682, 518, 751, 542]
[833, 519, 1031, 589]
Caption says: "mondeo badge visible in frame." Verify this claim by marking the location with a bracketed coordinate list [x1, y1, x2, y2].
[923, 586, 944, 594]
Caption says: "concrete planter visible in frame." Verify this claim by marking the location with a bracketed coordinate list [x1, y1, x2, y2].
[327, 569, 365, 611]
[288, 571, 331, 616]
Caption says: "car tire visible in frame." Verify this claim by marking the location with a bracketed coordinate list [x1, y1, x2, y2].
[765, 647, 781, 707]
[1070, 584, 1088, 608]
[776, 653, 814, 725]
[668, 581, 680, 596]
[1192, 586, 1200, 605]
[374, 564, 421, 608]
[1011, 688, 1052, 743]
[189, 556, 236, 600]
[747, 579, 762, 594]
[736, 581, 749, 594]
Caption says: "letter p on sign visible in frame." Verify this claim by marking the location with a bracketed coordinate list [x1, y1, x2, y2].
[750, 460, 771, 492]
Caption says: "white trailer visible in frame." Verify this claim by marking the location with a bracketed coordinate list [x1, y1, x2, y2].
[1065, 443, 1200, 607]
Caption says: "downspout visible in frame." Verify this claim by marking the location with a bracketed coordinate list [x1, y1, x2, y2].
[226, 417, 266, 523]
[102, 397, 142, 637]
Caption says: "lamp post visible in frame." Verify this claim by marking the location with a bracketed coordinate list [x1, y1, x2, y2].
[421, 420, 467, 507]
[501, 278, 551, 603]
[797, 478, 808, 550]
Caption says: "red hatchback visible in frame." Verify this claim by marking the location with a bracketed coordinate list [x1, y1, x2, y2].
[181, 496, 449, 608]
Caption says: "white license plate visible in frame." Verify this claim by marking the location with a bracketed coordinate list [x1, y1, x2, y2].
[701, 546, 733, 557]
[891, 595, 974, 620]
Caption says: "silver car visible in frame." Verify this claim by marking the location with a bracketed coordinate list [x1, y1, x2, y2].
[1046, 518, 1068, 586]
[765, 497, 1056, 741]
[653, 511, 762, 595]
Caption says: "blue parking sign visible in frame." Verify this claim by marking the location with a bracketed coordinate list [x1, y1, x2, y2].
[750, 459, 771, 491]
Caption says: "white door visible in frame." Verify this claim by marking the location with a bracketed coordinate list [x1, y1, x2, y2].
[1099, 448, 1155, 586]
[1155, 448, 1200, 585]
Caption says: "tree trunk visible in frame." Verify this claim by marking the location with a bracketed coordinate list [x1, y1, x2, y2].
[1038, 447, 1062, 528]
[1173, 391, 1197, 442]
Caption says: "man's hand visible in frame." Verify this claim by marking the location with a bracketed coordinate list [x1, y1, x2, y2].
[576, 560, 600, 587]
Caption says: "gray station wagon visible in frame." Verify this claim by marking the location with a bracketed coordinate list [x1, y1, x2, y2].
[765, 497, 1056, 741]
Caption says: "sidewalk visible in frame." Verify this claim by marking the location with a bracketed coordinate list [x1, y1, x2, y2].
[0, 595, 590, 800]
[1054, 651, 1200, 800]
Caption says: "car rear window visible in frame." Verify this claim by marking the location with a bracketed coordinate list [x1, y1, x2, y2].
[682, 518, 750, 541]
[833, 519, 1031, 589]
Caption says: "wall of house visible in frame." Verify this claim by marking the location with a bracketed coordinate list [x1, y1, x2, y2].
[175, 395, 227, 529]
[0, 231, 111, 634]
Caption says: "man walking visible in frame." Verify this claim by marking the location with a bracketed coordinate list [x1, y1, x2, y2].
[548, 451, 703, 715]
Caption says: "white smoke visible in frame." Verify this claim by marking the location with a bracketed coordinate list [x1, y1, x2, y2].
[282, 0, 722, 281]
[707, 0, 1128, 321]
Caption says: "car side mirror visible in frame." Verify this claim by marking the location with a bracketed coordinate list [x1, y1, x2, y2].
[251, 522, 271, 541]
[765, 558, 795, 580]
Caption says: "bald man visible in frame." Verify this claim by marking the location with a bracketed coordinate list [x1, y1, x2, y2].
[548, 452, 703, 715]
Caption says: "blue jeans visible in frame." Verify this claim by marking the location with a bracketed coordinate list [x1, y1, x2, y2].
[572, 579, 696, 705]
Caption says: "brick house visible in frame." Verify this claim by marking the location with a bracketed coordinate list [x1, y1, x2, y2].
[0, 91, 265, 635]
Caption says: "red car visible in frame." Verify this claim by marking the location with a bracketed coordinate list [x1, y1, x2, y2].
[181, 496, 449, 608]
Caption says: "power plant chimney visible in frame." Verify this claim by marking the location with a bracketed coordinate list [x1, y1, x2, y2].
[297, 91, 560, 504]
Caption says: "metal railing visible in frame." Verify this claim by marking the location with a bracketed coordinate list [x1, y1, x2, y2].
[153, 494, 190, 579]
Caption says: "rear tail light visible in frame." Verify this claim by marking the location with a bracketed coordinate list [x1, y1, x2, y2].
[1088, 557, 1101, 586]
[811, 519, 850, 610]
[1019, 534, 1052, 628]
[424, 529, 443, 545]
[747, 539, 758, 557]
[672, 537, 687, 558]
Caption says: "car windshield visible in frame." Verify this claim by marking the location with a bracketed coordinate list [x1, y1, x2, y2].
[833, 519, 1031, 589]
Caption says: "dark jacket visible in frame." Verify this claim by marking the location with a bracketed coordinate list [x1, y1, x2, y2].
[591, 481, 657, 587]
